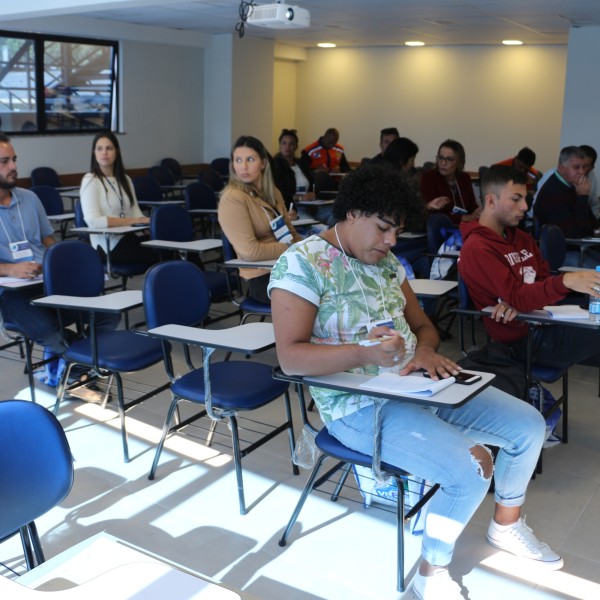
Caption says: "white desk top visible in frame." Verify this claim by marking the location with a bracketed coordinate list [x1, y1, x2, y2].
[224, 258, 276, 269]
[142, 239, 222, 253]
[292, 218, 320, 226]
[7, 533, 243, 599]
[72, 225, 148, 235]
[303, 370, 494, 408]
[148, 321, 275, 353]
[47, 212, 75, 222]
[296, 199, 334, 206]
[481, 305, 600, 329]
[33, 290, 143, 312]
[0, 275, 43, 289]
[409, 279, 457, 297]
[138, 200, 185, 206]
[189, 208, 218, 215]
[397, 232, 426, 240]
[565, 237, 600, 244]
[59, 189, 80, 199]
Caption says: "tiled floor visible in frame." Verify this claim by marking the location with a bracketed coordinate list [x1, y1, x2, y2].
[2, 283, 600, 599]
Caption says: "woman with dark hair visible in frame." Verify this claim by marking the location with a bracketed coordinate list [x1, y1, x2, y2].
[272, 128, 315, 211]
[269, 164, 561, 600]
[383, 136, 419, 172]
[218, 135, 301, 304]
[420, 139, 480, 224]
[80, 132, 155, 264]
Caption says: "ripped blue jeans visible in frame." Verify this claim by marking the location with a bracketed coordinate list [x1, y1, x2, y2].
[326, 385, 546, 567]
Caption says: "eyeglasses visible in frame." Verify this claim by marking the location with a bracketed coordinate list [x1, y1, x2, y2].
[436, 155, 456, 163]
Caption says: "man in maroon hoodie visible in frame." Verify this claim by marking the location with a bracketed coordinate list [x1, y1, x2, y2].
[459, 165, 600, 368]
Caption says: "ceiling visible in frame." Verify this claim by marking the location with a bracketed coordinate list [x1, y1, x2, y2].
[6, 0, 600, 48]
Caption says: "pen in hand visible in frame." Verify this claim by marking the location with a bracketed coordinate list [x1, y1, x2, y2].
[358, 335, 395, 347]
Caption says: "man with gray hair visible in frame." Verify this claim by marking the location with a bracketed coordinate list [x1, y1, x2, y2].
[534, 146, 600, 266]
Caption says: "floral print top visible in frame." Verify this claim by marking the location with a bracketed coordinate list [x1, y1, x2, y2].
[268, 235, 417, 423]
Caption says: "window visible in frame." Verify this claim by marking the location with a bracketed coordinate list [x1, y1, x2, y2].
[0, 31, 118, 134]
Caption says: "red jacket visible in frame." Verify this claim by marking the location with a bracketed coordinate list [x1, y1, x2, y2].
[420, 169, 478, 224]
[458, 221, 569, 342]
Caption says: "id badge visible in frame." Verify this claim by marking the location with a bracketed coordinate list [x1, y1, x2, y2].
[270, 214, 293, 245]
[366, 319, 394, 333]
[10, 240, 34, 261]
[451, 206, 468, 215]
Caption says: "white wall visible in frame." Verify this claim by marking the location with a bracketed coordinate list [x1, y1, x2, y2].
[272, 59, 298, 153]
[292, 45, 568, 173]
[561, 27, 600, 154]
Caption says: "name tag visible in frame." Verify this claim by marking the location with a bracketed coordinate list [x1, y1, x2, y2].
[10, 240, 34, 261]
[270, 214, 293, 245]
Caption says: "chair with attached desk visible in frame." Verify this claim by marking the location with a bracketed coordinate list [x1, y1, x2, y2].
[143, 260, 297, 514]
[74, 200, 147, 291]
[185, 180, 218, 238]
[0, 399, 74, 571]
[148, 165, 184, 199]
[425, 213, 459, 338]
[201, 168, 225, 193]
[132, 175, 165, 207]
[149, 204, 235, 321]
[221, 232, 272, 325]
[210, 157, 230, 180]
[31, 185, 73, 240]
[42, 240, 168, 463]
[273, 368, 440, 593]
[455, 277, 569, 472]
[30, 167, 62, 189]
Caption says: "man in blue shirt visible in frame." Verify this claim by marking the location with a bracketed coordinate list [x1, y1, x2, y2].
[0, 132, 66, 354]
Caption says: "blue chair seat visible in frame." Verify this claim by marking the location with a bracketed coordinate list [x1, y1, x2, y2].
[172, 361, 289, 410]
[239, 297, 271, 315]
[530, 364, 567, 382]
[200, 270, 230, 299]
[65, 331, 164, 372]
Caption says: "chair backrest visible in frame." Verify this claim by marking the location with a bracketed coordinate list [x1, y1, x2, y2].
[150, 203, 194, 242]
[185, 181, 217, 211]
[143, 261, 211, 330]
[210, 157, 230, 177]
[201, 168, 225, 192]
[0, 400, 73, 542]
[313, 170, 336, 196]
[221, 231, 237, 262]
[43, 240, 105, 297]
[160, 157, 182, 180]
[148, 165, 176, 187]
[426, 213, 455, 255]
[30, 167, 61, 188]
[539, 224, 566, 271]
[31, 185, 64, 215]
[133, 176, 164, 202]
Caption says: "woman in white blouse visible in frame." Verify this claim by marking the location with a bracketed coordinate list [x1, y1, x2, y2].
[80, 132, 155, 264]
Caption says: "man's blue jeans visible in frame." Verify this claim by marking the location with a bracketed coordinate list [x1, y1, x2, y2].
[326, 386, 545, 567]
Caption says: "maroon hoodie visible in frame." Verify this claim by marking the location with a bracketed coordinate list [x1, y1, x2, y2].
[458, 221, 570, 343]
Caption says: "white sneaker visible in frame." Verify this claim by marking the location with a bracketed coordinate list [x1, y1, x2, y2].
[487, 517, 564, 570]
[413, 568, 465, 600]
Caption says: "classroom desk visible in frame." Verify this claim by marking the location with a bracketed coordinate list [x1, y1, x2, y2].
[277, 369, 495, 409]
[565, 236, 600, 266]
[72, 225, 149, 275]
[292, 217, 320, 227]
[6, 533, 246, 599]
[33, 290, 143, 313]
[141, 238, 222, 254]
[408, 279, 457, 298]
[189, 208, 218, 215]
[296, 199, 334, 206]
[223, 258, 276, 270]
[48, 212, 75, 239]
[0, 275, 43, 289]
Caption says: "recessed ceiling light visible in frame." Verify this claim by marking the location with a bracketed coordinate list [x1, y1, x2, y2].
[502, 40, 523, 45]
[405, 41, 425, 47]
[317, 42, 336, 48]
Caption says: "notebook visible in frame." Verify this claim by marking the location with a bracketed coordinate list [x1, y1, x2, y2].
[359, 372, 455, 397]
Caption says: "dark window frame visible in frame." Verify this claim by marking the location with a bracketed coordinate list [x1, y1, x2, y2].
[0, 29, 119, 135]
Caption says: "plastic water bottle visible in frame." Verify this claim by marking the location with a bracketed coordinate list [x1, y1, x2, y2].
[590, 266, 600, 323]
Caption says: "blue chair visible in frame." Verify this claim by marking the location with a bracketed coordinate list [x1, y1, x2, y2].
[150, 204, 233, 313]
[273, 370, 438, 593]
[221, 232, 271, 324]
[0, 400, 74, 570]
[74, 200, 147, 291]
[185, 181, 218, 238]
[44, 240, 168, 463]
[210, 157, 230, 180]
[539, 224, 567, 273]
[148, 165, 184, 199]
[31, 185, 73, 240]
[133, 175, 165, 205]
[30, 166, 61, 188]
[143, 260, 297, 514]
[201, 168, 225, 193]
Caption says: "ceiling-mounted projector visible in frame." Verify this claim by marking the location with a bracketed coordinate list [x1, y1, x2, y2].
[247, 3, 310, 28]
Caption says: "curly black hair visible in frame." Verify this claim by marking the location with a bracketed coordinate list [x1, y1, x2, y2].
[332, 163, 425, 231]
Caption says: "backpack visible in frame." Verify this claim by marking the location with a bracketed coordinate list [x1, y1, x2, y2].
[430, 227, 462, 280]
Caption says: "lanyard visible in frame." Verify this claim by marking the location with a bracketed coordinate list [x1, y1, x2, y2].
[105, 177, 126, 218]
[0, 196, 28, 244]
